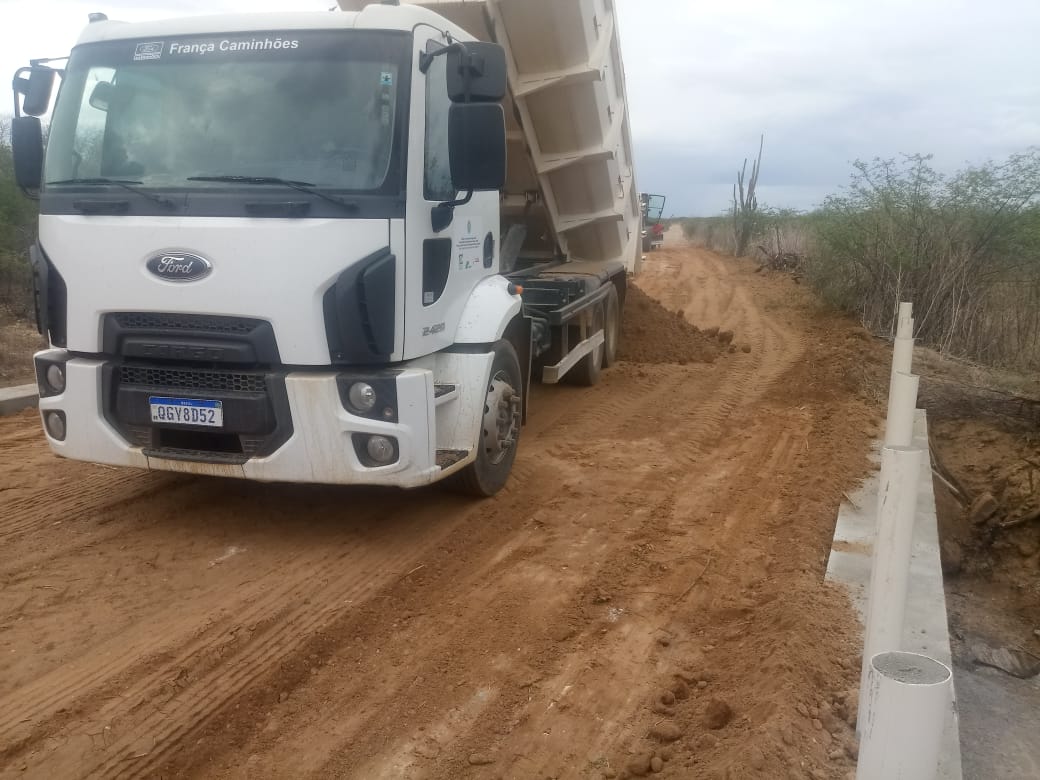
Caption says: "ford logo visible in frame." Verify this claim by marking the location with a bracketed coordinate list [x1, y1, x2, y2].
[146, 252, 212, 282]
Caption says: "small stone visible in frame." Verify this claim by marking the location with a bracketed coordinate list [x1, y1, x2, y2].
[627, 754, 653, 777]
[656, 634, 672, 647]
[278, 691, 288, 703]
[671, 679, 690, 700]
[697, 680, 709, 690]
[651, 701, 676, 716]
[845, 740, 859, 760]
[468, 753, 494, 766]
[704, 700, 734, 730]
[660, 747, 674, 761]
[812, 718, 823, 731]
[603, 769, 617, 779]
[649, 722, 683, 742]
[811, 769, 827, 779]
[740, 344, 751, 354]
[659, 690, 676, 706]
[969, 492, 999, 525]
[829, 749, 844, 761]
[650, 756, 664, 773]
[717, 330, 734, 345]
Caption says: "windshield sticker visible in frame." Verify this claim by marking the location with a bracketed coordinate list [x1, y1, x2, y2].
[133, 42, 164, 61]
[380, 72, 393, 86]
[164, 37, 301, 57]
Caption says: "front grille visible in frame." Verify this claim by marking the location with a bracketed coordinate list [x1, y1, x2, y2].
[118, 366, 267, 393]
[112, 312, 259, 335]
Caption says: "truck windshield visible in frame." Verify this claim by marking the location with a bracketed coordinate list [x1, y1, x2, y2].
[45, 30, 409, 193]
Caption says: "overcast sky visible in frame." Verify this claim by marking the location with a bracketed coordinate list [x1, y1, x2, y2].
[2, 0, 1038, 215]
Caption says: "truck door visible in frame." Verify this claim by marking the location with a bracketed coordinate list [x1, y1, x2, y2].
[403, 28, 500, 360]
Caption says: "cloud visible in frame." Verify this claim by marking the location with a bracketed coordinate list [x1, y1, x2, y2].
[3, 0, 1038, 215]
[616, 0, 1040, 213]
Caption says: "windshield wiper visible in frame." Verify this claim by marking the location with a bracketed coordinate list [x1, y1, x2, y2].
[187, 175, 359, 212]
[46, 177, 177, 209]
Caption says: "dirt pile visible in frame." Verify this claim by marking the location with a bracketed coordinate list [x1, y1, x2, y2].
[618, 284, 732, 365]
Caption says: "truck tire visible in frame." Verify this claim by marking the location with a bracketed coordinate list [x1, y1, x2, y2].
[642, 234, 652, 252]
[568, 302, 604, 386]
[602, 283, 620, 367]
[448, 341, 523, 497]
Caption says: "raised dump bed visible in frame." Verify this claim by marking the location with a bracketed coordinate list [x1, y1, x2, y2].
[340, 0, 642, 272]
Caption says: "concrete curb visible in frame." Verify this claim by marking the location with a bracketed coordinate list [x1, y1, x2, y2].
[0, 384, 40, 416]
[826, 409, 963, 779]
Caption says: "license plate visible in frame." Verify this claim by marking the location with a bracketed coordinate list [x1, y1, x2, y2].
[149, 397, 223, 427]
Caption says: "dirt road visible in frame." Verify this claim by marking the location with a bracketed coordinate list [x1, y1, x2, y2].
[0, 242, 885, 779]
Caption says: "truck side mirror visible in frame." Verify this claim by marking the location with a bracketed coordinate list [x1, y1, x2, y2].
[13, 66, 57, 117]
[446, 42, 506, 103]
[449, 103, 506, 191]
[11, 116, 45, 192]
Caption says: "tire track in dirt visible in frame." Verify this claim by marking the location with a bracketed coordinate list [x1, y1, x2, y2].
[169, 245, 822, 779]
[0, 418, 573, 777]
[0, 241, 874, 780]
[471, 272, 811, 777]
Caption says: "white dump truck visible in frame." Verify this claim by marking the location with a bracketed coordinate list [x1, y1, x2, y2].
[10, 0, 641, 495]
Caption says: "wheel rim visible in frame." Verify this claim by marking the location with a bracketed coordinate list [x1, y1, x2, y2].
[482, 370, 521, 466]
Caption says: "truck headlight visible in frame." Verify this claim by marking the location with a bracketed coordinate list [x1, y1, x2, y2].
[45, 364, 66, 394]
[348, 382, 377, 413]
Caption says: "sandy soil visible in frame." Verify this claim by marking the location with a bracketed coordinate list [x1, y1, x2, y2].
[0, 242, 885, 779]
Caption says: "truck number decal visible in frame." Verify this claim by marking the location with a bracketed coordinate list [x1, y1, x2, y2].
[422, 323, 446, 337]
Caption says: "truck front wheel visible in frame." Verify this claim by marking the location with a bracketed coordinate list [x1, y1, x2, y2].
[602, 283, 620, 367]
[449, 341, 523, 497]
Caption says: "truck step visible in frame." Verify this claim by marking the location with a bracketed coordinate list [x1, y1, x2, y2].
[435, 449, 469, 469]
[434, 384, 459, 405]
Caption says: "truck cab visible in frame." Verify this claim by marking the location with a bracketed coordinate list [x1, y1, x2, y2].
[11, 1, 639, 495]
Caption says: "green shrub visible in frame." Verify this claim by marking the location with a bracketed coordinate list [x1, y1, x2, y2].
[807, 152, 1040, 368]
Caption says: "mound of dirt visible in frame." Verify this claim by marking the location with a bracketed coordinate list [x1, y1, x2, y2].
[618, 285, 722, 365]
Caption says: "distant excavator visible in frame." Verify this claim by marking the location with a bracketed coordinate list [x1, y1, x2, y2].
[641, 193, 666, 252]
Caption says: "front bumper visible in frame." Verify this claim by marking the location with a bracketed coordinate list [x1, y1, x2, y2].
[34, 350, 444, 488]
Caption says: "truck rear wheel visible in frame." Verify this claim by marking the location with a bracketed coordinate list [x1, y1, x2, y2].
[449, 341, 523, 497]
[568, 302, 604, 386]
